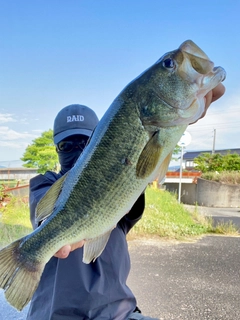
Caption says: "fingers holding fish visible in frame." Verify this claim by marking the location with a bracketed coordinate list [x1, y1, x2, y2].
[54, 241, 86, 259]
[190, 83, 226, 124]
[210, 83, 226, 103]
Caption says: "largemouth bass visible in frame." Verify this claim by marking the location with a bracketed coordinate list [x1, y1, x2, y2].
[0, 40, 226, 311]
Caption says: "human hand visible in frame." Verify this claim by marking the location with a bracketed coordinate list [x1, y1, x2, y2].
[54, 240, 85, 259]
[205, 82, 225, 109]
[190, 83, 226, 124]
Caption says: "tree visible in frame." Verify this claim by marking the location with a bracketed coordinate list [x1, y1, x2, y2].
[223, 153, 240, 171]
[194, 152, 240, 173]
[21, 129, 59, 174]
[171, 145, 182, 161]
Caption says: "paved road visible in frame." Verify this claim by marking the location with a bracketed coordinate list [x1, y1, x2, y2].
[1, 207, 240, 320]
[128, 206, 240, 319]
[128, 236, 240, 320]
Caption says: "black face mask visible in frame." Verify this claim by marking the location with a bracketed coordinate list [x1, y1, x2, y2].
[58, 148, 83, 175]
[56, 135, 89, 175]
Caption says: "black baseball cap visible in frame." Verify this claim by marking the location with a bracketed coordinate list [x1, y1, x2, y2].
[53, 104, 99, 144]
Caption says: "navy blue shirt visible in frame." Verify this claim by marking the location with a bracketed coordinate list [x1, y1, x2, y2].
[26, 171, 145, 320]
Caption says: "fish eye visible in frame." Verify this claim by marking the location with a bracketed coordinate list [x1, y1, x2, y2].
[163, 58, 175, 69]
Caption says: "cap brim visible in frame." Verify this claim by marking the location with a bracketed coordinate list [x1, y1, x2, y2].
[54, 128, 93, 144]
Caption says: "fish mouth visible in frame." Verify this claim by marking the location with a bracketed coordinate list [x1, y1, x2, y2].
[216, 67, 226, 82]
[141, 40, 226, 128]
[155, 42, 226, 112]
[152, 64, 226, 127]
[197, 66, 226, 100]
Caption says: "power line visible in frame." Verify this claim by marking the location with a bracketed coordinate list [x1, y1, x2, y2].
[212, 129, 216, 154]
[192, 120, 240, 127]
[206, 109, 240, 116]
[190, 124, 240, 131]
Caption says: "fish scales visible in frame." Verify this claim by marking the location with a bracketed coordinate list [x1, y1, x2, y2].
[0, 40, 226, 310]
[43, 100, 149, 242]
[9, 94, 149, 264]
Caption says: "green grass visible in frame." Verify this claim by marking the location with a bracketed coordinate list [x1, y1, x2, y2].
[0, 188, 238, 248]
[130, 187, 212, 240]
[130, 187, 239, 240]
[0, 197, 32, 248]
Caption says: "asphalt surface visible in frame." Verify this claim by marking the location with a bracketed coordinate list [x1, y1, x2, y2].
[1, 207, 240, 320]
[128, 236, 240, 320]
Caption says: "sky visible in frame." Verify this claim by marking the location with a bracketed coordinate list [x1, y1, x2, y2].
[0, 0, 240, 167]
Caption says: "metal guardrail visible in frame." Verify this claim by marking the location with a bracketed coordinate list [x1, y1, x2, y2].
[2, 184, 29, 199]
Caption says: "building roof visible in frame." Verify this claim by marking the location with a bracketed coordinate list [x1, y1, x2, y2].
[183, 148, 240, 160]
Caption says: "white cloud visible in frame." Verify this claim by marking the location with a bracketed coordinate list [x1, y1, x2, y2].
[0, 126, 38, 161]
[0, 113, 30, 125]
[0, 140, 29, 149]
[187, 94, 240, 151]
[0, 113, 17, 123]
[0, 126, 36, 141]
[19, 118, 29, 124]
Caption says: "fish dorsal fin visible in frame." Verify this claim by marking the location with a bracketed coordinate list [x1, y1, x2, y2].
[136, 131, 163, 179]
[35, 173, 68, 223]
[155, 151, 172, 183]
[83, 230, 113, 264]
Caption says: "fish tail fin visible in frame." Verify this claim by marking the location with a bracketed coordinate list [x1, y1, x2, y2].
[0, 238, 45, 311]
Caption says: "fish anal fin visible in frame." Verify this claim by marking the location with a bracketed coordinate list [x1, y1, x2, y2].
[83, 230, 113, 264]
[35, 173, 68, 223]
[136, 131, 163, 179]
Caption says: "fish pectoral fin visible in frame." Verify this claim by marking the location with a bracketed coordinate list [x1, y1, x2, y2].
[83, 230, 113, 264]
[136, 131, 163, 179]
[35, 173, 68, 223]
[154, 151, 173, 183]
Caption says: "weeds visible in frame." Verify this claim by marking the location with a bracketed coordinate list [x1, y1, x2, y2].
[201, 171, 240, 184]
[0, 197, 32, 248]
[0, 188, 238, 248]
[213, 220, 239, 235]
[130, 187, 239, 240]
[131, 187, 212, 240]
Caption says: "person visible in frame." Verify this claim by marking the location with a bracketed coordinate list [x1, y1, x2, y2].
[26, 84, 225, 320]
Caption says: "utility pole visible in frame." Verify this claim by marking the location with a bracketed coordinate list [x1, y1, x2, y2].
[177, 131, 191, 203]
[212, 129, 216, 154]
[178, 145, 184, 203]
